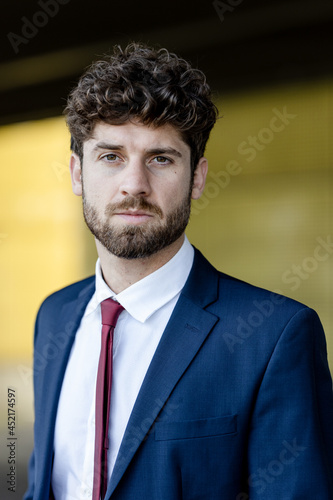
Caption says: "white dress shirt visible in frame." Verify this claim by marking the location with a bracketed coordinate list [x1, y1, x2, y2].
[52, 236, 194, 500]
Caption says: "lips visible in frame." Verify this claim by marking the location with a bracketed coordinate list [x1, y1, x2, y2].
[117, 210, 152, 216]
[114, 210, 154, 224]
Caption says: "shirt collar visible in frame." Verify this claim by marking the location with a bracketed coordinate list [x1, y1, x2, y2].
[85, 236, 194, 323]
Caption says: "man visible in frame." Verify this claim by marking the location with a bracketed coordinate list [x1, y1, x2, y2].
[24, 43, 333, 500]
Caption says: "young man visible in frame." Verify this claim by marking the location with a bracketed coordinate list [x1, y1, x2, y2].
[25, 43, 333, 500]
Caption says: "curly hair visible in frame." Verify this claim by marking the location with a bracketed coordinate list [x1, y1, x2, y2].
[65, 43, 218, 172]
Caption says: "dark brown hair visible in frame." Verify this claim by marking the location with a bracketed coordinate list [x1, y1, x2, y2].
[65, 42, 218, 172]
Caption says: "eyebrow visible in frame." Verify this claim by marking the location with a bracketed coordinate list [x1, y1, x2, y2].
[92, 143, 123, 152]
[92, 142, 183, 158]
[146, 147, 183, 158]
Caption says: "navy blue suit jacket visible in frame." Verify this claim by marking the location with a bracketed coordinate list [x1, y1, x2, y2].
[24, 249, 333, 499]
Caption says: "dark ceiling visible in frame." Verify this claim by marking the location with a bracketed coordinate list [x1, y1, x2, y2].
[1, 0, 333, 125]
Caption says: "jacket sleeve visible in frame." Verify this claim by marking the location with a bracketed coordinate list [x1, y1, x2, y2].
[246, 307, 333, 499]
[23, 449, 35, 500]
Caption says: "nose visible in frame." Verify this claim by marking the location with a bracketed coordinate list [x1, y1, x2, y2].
[119, 159, 151, 198]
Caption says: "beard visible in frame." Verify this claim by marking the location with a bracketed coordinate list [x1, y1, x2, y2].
[82, 189, 192, 259]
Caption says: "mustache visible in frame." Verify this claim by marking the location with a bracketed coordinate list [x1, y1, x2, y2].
[105, 197, 163, 218]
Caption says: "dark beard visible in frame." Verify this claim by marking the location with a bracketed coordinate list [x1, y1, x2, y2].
[82, 192, 192, 259]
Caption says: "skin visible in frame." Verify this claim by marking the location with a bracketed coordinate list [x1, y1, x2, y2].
[70, 120, 208, 293]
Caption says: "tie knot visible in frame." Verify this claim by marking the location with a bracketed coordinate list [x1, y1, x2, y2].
[100, 298, 124, 327]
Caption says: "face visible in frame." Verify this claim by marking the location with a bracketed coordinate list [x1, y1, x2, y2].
[70, 121, 207, 259]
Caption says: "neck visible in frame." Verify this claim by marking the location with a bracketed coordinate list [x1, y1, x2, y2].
[96, 235, 185, 294]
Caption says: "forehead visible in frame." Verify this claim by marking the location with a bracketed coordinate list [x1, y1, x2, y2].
[84, 120, 190, 155]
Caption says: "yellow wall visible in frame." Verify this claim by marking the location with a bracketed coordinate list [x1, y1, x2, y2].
[0, 117, 95, 360]
[1, 78, 332, 370]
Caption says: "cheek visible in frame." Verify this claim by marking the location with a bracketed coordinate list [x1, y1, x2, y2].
[157, 186, 190, 215]
[83, 177, 117, 204]
[157, 171, 191, 200]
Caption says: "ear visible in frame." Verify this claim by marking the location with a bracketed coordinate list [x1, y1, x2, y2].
[191, 157, 208, 200]
[69, 153, 82, 196]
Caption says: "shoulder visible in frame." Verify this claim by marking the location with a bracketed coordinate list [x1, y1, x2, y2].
[217, 270, 322, 341]
[192, 247, 319, 331]
[37, 276, 95, 316]
[195, 253, 327, 367]
[217, 268, 307, 316]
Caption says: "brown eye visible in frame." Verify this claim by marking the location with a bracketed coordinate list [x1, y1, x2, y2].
[104, 153, 118, 161]
[153, 156, 171, 165]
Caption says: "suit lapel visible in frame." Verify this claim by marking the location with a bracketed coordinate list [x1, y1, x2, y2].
[107, 249, 220, 497]
[34, 279, 95, 499]
[38, 282, 95, 425]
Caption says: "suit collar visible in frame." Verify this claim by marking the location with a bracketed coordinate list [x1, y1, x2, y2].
[181, 247, 219, 308]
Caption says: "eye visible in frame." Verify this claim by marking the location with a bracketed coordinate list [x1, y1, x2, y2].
[152, 156, 172, 165]
[101, 153, 120, 162]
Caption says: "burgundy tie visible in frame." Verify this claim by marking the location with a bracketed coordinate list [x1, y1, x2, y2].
[92, 298, 124, 500]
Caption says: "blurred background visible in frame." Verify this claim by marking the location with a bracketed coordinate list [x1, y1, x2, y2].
[1, 0, 332, 497]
